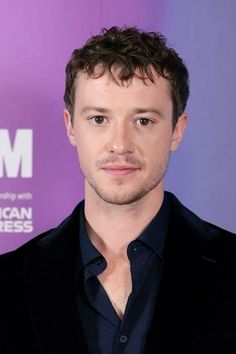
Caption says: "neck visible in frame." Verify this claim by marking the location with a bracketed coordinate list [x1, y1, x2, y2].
[84, 181, 164, 260]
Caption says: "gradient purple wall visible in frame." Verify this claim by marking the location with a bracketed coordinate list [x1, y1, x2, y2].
[0, 0, 235, 254]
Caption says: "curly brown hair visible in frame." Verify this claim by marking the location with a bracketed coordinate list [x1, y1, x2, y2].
[64, 26, 190, 127]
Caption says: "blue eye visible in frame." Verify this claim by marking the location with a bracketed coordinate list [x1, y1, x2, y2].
[137, 118, 150, 126]
[91, 116, 105, 124]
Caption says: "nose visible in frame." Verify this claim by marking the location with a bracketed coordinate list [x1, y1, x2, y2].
[106, 121, 134, 155]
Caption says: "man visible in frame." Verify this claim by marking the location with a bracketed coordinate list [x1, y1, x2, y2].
[0, 26, 235, 354]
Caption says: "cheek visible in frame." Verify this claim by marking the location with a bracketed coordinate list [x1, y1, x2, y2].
[76, 135, 98, 163]
[145, 135, 172, 156]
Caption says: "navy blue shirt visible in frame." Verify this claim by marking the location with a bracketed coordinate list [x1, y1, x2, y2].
[77, 193, 170, 353]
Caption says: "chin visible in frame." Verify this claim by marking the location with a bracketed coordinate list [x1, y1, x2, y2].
[92, 184, 160, 205]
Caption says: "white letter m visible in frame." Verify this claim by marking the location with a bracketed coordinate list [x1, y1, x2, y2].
[0, 129, 33, 178]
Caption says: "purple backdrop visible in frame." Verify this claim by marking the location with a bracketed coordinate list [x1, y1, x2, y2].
[0, 0, 235, 254]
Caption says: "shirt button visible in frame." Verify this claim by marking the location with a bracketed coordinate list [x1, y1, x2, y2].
[119, 334, 128, 343]
[93, 257, 104, 265]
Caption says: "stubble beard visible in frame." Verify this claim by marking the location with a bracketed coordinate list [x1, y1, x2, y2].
[80, 156, 170, 206]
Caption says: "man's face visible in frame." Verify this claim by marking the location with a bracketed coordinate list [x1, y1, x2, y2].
[64, 68, 187, 205]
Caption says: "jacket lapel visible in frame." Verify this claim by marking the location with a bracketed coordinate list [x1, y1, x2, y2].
[22, 203, 89, 354]
[144, 193, 224, 354]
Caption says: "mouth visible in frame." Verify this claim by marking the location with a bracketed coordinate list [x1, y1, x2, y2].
[102, 165, 140, 176]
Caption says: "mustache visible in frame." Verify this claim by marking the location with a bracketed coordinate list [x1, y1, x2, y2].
[96, 156, 145, 169]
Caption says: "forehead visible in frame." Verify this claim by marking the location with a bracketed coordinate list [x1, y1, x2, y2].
[74, 67, 172, 114]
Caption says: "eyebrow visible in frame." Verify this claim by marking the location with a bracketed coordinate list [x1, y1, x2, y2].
[80, 106, 165, 118]
[80, 106, 111, 114]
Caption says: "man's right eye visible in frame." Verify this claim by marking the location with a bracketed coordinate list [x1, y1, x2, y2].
[90, 116, 106, 124]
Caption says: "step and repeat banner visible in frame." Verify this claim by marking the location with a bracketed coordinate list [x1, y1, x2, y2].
[0, 0, 235, 253]
[0, 129, 33, 232]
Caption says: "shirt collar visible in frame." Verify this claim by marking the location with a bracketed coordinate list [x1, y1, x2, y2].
[135, 192, 170, 260]
[79, 192, 170, 269]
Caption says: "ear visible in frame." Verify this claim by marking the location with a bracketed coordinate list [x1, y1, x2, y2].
[64, 109, 77, 146]
[170, 113, 188, 152]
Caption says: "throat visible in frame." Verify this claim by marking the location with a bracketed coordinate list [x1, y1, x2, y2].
[97, 259, 132, 319]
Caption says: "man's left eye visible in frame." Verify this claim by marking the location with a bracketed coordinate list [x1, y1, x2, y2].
[137, 118, 151, 126]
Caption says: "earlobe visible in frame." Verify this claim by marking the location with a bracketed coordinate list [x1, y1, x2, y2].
[64, 109, 77, 146]
[170, 113, 188, 152]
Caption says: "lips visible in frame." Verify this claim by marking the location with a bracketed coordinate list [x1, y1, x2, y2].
[102, 165, 139, 176]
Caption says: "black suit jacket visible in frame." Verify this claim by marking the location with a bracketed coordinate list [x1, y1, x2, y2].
[0, 192, 236, 354]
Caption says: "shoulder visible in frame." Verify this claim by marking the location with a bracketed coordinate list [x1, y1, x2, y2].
[166, 192, 236, 308]
[165, 191, 236, 263]
[0, 200, 83, 267]
[166, 191, 235, 238]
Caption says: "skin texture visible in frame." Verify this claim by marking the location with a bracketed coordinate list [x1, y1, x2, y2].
[64, 67, 188, 317]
